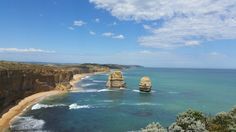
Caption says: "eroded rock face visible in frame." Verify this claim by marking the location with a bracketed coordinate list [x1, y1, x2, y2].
[0, 62, 110, 115]
[139, 76, 152, 92]
[106, 71, 126, 88]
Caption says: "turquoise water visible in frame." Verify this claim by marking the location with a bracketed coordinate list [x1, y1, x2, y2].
[11, 68, 236, 132]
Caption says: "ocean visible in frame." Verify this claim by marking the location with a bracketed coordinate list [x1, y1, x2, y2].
[11, 68, 236, 132]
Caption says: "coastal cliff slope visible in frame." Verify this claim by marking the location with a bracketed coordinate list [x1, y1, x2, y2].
[0, 61, 110, 116]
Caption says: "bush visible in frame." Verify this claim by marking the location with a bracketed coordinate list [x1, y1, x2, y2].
[140, 107, 236, 132]
[141, 122, 166, 132]
[168, 109, 208, 132]
[207, 108, 236, 131]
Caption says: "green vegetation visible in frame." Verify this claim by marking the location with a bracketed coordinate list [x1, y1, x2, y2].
[141, 106, 236, 132]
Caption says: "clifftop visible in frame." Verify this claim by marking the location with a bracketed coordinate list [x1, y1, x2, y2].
[0, 61, 111, 116]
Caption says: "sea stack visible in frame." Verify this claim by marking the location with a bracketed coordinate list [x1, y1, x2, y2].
[106, 70, 126, 88]
[139, 76, 152, 92]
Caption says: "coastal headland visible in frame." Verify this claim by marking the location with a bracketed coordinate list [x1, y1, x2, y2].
[0, 61, 138, 131]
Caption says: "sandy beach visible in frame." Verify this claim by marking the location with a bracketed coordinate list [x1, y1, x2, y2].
[0, 72, 98, 131]
[0, 90, 64, 131]
[70, 72, 107, 90]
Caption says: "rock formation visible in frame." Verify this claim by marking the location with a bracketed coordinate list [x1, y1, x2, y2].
[0, 61, 110, 116]
[106, 71, 126, 88]
[139, 76, 152, 92]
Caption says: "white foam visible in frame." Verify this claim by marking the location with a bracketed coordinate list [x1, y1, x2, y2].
[31, 103, 66, 110]
[132, 90, 140, 93]
[81, 83, 96, 87]
[132, 89, 155, 93]
[81, 76, 90, 80]
[100, 100, 114, 103]
[11, 116, 45, 131]
[97, 88, 115, 92]
[168, 91, 179, 94]
[134, 102, 162, 106]
[79, 89, 98, 93]
[73, 88, 118, 93]
[92, 80, 106, 83]
[69, 103, 92, 110]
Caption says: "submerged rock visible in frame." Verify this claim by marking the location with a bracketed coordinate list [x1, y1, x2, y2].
[139, 76, 152, 92]
[106, 71, 126, 88]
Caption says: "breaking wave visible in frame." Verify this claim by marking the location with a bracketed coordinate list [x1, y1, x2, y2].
[133, 102, 162, 106]
[92, 80, 106, 83]
[10, 116, 45, 131]
[81, 83, 96, 87]
[69, 103, 92, 110]
[97, 88, 115, 92]
[81, 76, 90, 80]
[132, 89, 155, 93]
[31, 103, 66, 110]
[72, 88, 117, 93]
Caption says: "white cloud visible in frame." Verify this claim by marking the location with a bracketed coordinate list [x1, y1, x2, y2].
[90, 0, 236, 48]
[143, 25, 151, 30]
[113, 22, 117, 25]
[68, 26, 75, 30]
[89, 31, 96, 35]
[95, 18, 100, 23]
[0, 48, 55, 53]
[209, 52, 227, 58]
[185, 40, 200, 46]
[102, 32, 125, 39]
[102, 32, 114, 37]
[73, 20, 86, 27]
[112, 34, 125, 39]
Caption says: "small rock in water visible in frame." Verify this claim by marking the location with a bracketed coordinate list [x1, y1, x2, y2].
[139, 76, 152, 92]
[106, 70, 126, 88]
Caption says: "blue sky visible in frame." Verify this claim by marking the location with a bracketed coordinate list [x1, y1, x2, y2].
[0, 0, 236, 68]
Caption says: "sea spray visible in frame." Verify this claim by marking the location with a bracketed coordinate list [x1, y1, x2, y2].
[10, 116, 45, 131]
[69, 103, 92, 110]
[31, 103, 66, 110]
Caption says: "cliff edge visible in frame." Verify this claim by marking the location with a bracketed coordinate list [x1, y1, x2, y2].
[0, 61, 109, 116]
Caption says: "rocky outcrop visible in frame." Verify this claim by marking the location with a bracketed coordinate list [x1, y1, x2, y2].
[0, 61, 110, 116]
[106, 71, 126, 88]
[139, 76, 152, 92]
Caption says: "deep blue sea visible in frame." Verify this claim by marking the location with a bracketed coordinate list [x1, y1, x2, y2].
[11, 68, 236, 132]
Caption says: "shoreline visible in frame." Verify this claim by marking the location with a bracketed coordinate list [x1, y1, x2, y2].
[0, 90, 65, 131]
[0, 71, 107, 131]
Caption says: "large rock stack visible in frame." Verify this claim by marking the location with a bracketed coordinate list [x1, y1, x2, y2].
[106, 71, 126, 88]
[139, 76, 152, 92]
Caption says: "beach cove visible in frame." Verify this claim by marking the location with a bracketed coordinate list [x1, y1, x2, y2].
[10, 68, 236, 132]
[0, 72, 103, 132]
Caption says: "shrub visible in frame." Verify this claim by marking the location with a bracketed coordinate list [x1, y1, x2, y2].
[141, 122, 167, 132]
[168, 109, 208, 132]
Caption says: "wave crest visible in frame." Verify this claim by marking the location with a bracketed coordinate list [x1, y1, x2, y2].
[31, 103, 66, 110]
[69, 103, 92, 110]
[11, 116, 45, 131]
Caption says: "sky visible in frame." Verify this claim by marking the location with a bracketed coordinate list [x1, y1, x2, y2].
[0, 0, 236, 68]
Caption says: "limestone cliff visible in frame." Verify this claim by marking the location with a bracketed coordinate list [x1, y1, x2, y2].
[0, 61, 110, 116]
[139, 76, 152, 92]
[106, 71, 126, 88]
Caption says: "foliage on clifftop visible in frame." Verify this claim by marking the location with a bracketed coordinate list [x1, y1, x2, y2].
[0, 61, 109, 71]
[141, 106, 236, 132]
[81, 63, 143, 69]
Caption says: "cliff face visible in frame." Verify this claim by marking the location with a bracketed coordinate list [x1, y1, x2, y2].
[139, 76, 152, 92]
[0, 62, 110, 115]
[106, 71, 126, 88]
